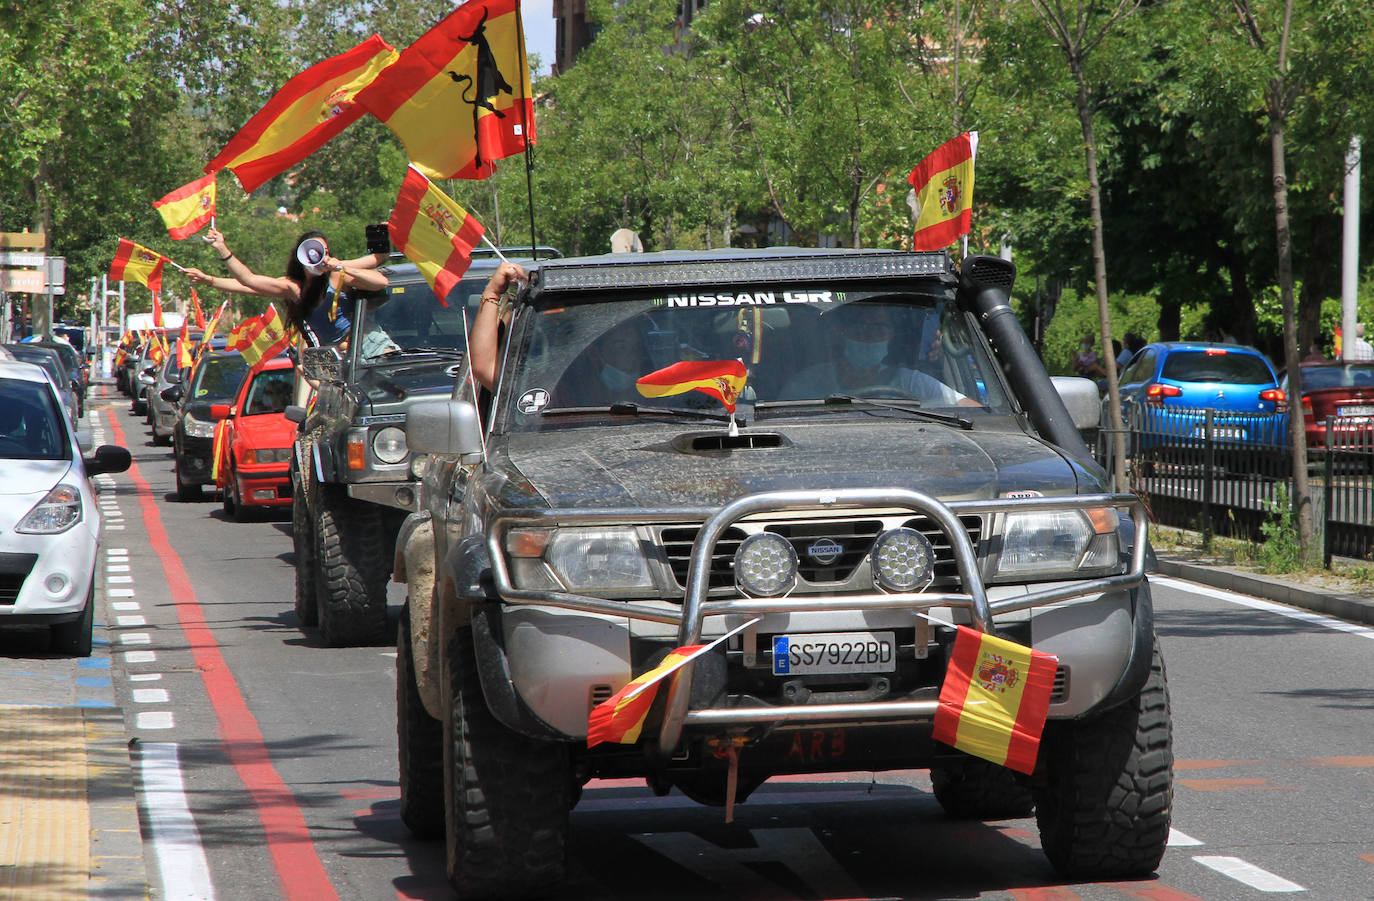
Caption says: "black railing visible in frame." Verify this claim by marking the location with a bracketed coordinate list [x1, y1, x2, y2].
[1098, 405, 1374, 565]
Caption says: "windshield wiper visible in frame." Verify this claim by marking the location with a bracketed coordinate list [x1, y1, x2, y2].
[394, 346, 464, 357]
[595, 402, 733, 423]
[823, 394, 973, 430]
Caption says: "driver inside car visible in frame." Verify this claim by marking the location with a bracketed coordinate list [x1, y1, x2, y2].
[781, 304, 972, 405]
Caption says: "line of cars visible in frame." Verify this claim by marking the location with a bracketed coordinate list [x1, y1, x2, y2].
[115, 332, 296, 519]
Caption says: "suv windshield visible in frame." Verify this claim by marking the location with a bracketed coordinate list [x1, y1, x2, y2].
[501, 288, 1008, 431]
[190, 353, 249, 403]
[355, 275, 488, 362]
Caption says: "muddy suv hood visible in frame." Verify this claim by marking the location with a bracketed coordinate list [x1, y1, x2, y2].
[493, 419, 1093, 510]
[354, 356, 464, 413]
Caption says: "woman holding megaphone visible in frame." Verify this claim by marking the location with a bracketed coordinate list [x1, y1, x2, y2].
[187, 227, 387, 346]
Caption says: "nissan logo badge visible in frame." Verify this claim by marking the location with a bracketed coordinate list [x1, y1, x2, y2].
[807, 538, 843, 565]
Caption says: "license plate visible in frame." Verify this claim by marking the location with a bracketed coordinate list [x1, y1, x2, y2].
[772, 631, 896, 676]
[1338, 404, 1374, 417]
[1193, 425, 1245, 439]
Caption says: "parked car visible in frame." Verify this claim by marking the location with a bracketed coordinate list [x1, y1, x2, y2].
[212, 357, 297, 519]
[5, 344, 80, 429]
[170, 350, 249, 500]
[32, 339, 87, 416]
[0, 359, 131, 655]
[148, 352, 185, 446]
[1112, 341, 1286, 459]
[1282, 361, 1374, 456]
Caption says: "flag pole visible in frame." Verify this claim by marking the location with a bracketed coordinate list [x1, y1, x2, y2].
[515, 0, 538, 260]
[479, 232, 510, 264]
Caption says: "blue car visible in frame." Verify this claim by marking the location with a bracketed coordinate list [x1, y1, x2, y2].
[1111, 341, 1287, 455]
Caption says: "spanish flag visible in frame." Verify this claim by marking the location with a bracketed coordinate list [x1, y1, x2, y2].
[932, 625, 1057, 775]
[587, 645, 704, 747]
[206, 34, 399, 194]
[636, 360, 748, 413]
[388, 165, 485, 306]
[151, 291, 164, 329]
[210, 418, 229, 482]
[109, 239, 167, 294]
[355, 0, 534, 180]
[151, 173, 217, 240]
[908, 131, 978, 252]
[176, 321, 194, 369]
[231, 304, 294, 373]
[198, 301, 228, 360]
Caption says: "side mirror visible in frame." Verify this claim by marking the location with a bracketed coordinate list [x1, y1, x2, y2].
[161, 384, 183, 403]
[85, 445, 132, 477]
[300, 345, 343, 383]
[406, 399, 483, 460]
[284, 405, 307, 424]
[1051, 377, 1104, 431]
[210, 404, 232, 421]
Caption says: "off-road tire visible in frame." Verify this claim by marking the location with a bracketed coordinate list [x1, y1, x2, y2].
[445, 625, 570, 899]
[931, 754, 1035, 820]
[1033, 633, 1173, 879]
[175, 457, 203, 501]
[313, 486, 389, 646]
[397, 609, 444, 838]
[51, 585, 94, 657]
[291, 473, 318, 627]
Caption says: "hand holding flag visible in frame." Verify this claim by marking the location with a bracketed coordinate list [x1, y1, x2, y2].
[152, 173, 217, 239]
[388, 165, 486, 305]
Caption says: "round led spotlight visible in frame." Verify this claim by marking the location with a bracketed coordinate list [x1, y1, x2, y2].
[871, 527, 935, 592]
[734, 532, 798, 597]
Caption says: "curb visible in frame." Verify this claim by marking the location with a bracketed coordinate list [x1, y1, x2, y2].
[1154, 557, 1374, 627]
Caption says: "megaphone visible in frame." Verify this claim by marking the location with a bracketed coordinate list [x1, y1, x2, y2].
[296, 237, 329, 275]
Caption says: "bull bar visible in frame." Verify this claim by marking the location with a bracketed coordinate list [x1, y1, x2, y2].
[483, 489, 1149, 752]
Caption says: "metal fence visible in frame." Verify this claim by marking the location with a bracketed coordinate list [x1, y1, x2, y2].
[1098, 406, 1374, 565]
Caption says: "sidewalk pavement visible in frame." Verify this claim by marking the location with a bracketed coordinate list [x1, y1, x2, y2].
[0, 532, 1367, 901]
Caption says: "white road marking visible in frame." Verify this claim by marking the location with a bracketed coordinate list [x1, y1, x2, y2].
[117, 615, 148, 627]
[1153, 576, 1374, 640]
[138, 742, 217, 901]
[136, 712, 175, 730]
[129, 673, 162, 682]
[108, 588, 136, 597]
[124, 651, 157, 664]
[112, 602, 140, 611]
[106, 564, 131, 572]
[105, 547, 129, 555]
[133, 688, 170, 704]
[108, 575, 134, 583]
[120, 633, 152, 645]
[1168, 828, 1204, 846]
[1194, 855, 1305, 892]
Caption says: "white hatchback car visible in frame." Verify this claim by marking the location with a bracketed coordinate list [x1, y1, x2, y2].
[0, 359, 131, 655]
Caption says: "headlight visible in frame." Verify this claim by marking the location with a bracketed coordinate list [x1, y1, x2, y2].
[871, 527, 935, 592]
[372, 426, 408, 464]
[734, 532, 797, 597]
[17, 484, 82, 534]
[993, 508, 1120, 579]
[506, 527, 654, 591]
[244, 448, 292, 464]
[183, 413, 215, 438]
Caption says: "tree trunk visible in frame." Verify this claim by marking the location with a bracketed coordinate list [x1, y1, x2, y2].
[1076, 78, 1128, 492]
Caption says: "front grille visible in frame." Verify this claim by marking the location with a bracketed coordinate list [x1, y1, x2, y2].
[0, 553, 38, 606]
[658, 515, 983, 591]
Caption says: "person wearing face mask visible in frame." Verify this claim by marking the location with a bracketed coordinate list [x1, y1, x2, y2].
[782, 305, 971, 405]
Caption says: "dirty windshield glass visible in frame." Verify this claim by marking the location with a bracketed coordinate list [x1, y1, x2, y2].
[501, 288, 1008, 431]
[355, 277, 486, 362]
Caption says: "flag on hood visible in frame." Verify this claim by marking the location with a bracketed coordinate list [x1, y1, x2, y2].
[206, 34, 399, 193]
[109, 239, 167, 294]
[636, 360, 748, 413]
[152, 173, 217, 239]
[908, 131, 978, 252]
[387, 165, 485, 305]
[355, 0, 534, 180]
[932, 625, 1057, 775]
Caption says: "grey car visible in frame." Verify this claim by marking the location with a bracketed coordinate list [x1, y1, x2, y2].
[5, 344, 79, 429]
[394, 249, 1168, 898]
[148, 352, 186, 446]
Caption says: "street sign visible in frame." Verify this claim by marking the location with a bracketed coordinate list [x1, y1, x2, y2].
[45, 256, 65, 295]
[0, 232, 46, 250]
[0, 269, 46, 293]
[0, 251, 45, 267]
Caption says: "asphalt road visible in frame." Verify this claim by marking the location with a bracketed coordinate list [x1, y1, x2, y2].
[88, 387, 1374, 901]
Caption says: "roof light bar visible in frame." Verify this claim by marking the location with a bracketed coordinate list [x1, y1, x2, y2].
[533, 252, 951, 293]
